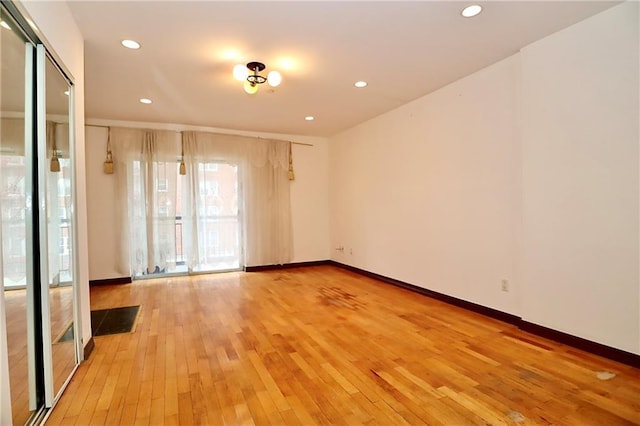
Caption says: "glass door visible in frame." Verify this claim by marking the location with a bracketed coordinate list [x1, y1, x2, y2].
[129, 159, 243, 278]
[192, 162, 242, 272]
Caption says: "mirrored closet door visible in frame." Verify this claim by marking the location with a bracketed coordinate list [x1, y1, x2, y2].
[1, 8, 38, 424]
[39, 46, 79, 405]
[1, 4, 80, 424]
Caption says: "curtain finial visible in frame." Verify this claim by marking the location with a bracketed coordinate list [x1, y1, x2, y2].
[179, 137, 186, 175]
[288, 142, 295, 181]
[104, 127, 114, 174]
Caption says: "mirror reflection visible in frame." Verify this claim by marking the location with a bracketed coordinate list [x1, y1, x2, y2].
[0, 8, 34, 425]
[44, 55, 77, 399]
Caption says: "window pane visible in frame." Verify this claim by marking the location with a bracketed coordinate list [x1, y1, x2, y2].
[193, 162, 241, 272]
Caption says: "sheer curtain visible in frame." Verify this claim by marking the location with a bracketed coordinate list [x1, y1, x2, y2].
[182, 131, 292, 268]
[181, 131, 244, 271]
[111, 127, 180, 276]
[0, 118, 27, 288]
[110, 127, 292, 276]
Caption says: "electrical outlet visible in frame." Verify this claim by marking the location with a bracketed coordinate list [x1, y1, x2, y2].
[501, 279, 509, 292]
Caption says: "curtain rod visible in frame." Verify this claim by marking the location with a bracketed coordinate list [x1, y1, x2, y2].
[85, 124, 314, 147]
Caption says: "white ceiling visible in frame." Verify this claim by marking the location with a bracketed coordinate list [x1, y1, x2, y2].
[67, 1, 619, 137]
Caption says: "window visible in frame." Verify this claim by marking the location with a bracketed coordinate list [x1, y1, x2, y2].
[124, 157, 243, 276]
[190, 161, 242, 272]
[157, 178, 168, 192]
[207, 230, 219, 248]
[206, 205, 220, 216]
[204, 180, 218, 197]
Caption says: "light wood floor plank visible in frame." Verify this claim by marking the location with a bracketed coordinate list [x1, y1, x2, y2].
[46, 266, 640, 425]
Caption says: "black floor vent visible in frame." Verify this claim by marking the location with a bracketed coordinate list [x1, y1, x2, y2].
[91, 305, 140, 336]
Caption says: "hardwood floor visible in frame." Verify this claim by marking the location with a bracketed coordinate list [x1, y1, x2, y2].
[46, 266, 640, 425]
[5, 285, 76, 425]
[4, 288, 30, 425]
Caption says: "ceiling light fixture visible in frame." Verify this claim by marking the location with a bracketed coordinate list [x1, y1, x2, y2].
[461, 4, 482, 18]
[0, 21, 11, 30]
[305, 116, 314, 121]
[121, 39, 141, 49]
[139, 98, 152, 104]
[354, 81, 368, 88]
[233, 61, 282, 95]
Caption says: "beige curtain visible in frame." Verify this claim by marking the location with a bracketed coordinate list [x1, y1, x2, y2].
[243, 138, 292, 266]
[182, 131, 292, 268]
[111, 127, 180, 276]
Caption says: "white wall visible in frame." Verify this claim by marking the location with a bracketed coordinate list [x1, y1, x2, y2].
[85, 126, 120, 279]
[520, 2, 639, 353]
[19, 1, 91, 351]
[329, 2, 639, 354]
[331, 55, 521, 315]
[85, 120, 330, 280]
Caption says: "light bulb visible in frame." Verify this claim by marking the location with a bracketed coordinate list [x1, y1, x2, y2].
[244, 80, 258, 95]
[267, 70, 282, 87]
[233, 64, 249, 81]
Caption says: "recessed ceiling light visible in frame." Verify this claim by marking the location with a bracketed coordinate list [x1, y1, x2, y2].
[0, 21, 11, 30]
[139, 98, 152, 104]
[461, 5, 482, 18]
[121, 39, 141, 49]
[305, 116, 314, 121]
[354, 81, 368, 88]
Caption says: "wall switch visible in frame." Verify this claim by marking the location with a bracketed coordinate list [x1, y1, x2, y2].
[501, 279, 509, 292]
